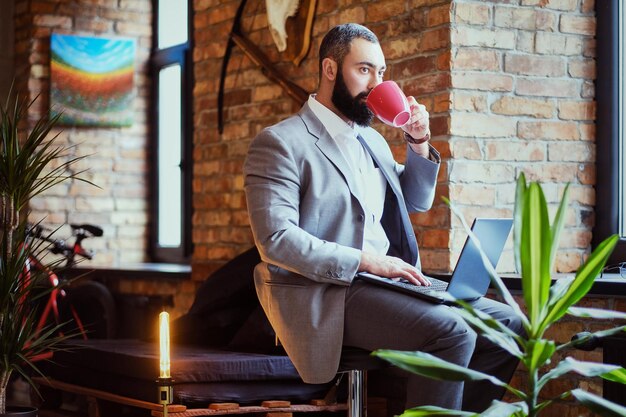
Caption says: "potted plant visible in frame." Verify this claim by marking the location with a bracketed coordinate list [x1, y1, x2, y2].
[373, 173, 626, 417]
[1, 86, 90, 415]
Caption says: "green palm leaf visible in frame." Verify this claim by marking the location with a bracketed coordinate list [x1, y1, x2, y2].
[519, 183, 551, 332]
[401, 406, 476, 417]
[540, 234, 619, 332]
[539, 357, 626, 389]
[480, 401, 527, 417]
[549, 184, 570, 271]
[513, 173, 527, 275]
[525, 338, 556, 371]
[571, 389, 626, 417]
[567, 307, 626, 320]
[373, 349, 509, 387]
[452, 304, 523, 359]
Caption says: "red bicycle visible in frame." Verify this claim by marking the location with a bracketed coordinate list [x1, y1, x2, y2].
[24, 223, 116, 349]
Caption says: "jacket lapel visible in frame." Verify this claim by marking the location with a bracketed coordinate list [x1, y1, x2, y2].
[298, 104, 366, 205]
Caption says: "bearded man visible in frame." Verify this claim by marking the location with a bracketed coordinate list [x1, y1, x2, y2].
[243, 23, 521, 413]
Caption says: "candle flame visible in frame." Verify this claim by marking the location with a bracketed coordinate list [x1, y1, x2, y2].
[159, 311, 170, 378]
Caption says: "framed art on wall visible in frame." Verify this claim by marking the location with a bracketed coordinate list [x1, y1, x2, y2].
[50, 33, 136, 127]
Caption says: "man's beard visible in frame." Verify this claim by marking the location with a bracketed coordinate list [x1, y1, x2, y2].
[331, 70, 374, 127]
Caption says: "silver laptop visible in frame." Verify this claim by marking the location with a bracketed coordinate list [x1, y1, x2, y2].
[356, 218, 513, 304]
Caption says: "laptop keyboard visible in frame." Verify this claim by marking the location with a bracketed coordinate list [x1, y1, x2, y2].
[391, 276, 449, 293]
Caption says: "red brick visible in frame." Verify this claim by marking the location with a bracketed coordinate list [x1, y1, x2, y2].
[328, 6, 366, 27]
[516, 78, 578, 98]
[427, 3, 451, 27]
[116, 20, 151, 36]
[382, 37, 421, 60]
[453, 49, 499, 71]
[535, 32, 583, 56]
[521, 0, 577, 11]
[451, 92, 488, 112]
[491, 96, 554, 118]
[568, 58, 595, 79]
[33, 14, 71, 28]
[452, 72, 514, 92]
[486, 141, 546, 161]
[403, 72, 450, 97]
[518, 121, 580, 140]
[548, 142, 594, 162]
[366, 0, 406, 21]
[433, 92, 451, 113]
[393, 56, 438, 79]
[451, 113, 517, 138]
[30, 1, 57, 13]
[449, 162, 516, 184]
[452, 26, 516, 49]
[453, 2, 489, 25]
[560, 15, 596, 36]
[581, 0, 594, 14]
[450, 139, 481, 159]
[505, 53, 565, 77]
[449, 184, 496, 205]
[521, 163, 580, 183]
[421, 229, 450, 249]
[75, 17, 113, 32]
[494, 6, 556, 31]
[558, 101, 596, 121]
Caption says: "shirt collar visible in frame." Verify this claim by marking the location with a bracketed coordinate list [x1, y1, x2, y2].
[308, 94, 361, 141]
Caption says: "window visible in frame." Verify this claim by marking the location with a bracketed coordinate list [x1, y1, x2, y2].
[150, 0, 192, 262]
[594, 0, 626, 262]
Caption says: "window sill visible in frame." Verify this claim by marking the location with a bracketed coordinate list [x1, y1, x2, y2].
[67, 263, 191, 281]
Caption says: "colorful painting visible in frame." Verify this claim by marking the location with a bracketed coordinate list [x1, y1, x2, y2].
[50, 33, 136, 127]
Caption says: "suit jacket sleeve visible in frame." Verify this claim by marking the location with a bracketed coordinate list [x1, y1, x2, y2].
[244, 128, 361, 285]
[398, 144, 440, 213]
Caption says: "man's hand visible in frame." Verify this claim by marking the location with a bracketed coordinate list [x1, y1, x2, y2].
[359, 252, 431, 286]
[402, 97, 431, 158]
[402, 97, 429, 139]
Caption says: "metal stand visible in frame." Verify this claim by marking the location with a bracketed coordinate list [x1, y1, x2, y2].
[347, 369, 366, 417]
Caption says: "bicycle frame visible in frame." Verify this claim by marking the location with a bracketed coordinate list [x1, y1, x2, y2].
[21, 224, 104, 361]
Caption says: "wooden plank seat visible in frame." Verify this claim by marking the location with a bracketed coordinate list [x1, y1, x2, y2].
[35, 339, 344, 417]
[33, 376, 347, 417]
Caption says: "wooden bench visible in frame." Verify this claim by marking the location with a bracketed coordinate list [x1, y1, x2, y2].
[33, 376, 348, 417]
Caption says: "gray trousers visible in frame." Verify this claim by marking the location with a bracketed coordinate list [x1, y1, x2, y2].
[343, 280, 523, 412]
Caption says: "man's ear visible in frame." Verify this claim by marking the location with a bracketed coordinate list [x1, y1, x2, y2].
[321, 58, 338, 82]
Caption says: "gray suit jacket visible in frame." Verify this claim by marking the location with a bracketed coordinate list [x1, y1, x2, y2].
[243, 103, 440, 383]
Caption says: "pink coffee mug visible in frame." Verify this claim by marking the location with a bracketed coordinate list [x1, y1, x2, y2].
[366, 80, 411, 127]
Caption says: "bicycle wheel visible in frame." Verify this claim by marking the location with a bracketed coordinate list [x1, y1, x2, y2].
[59, 281, 117, 339]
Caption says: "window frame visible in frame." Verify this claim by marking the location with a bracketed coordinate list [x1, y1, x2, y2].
[149, 0, 193, 263]
[594, 0, 626, 262]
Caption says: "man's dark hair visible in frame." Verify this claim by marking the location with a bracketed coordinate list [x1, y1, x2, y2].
[318, 23, 379, 77]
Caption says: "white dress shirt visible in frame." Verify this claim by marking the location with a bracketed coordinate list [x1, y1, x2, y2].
[307, 95, 390, 255]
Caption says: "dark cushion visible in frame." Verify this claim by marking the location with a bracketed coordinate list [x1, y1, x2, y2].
[44, 339, 330, 406]
[170, 247, 262, 347]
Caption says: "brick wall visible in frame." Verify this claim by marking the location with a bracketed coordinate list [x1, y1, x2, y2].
[192, 0, 454, 280]
[192, 0, 598, 277]
[0, 0, 15, 100]
[448, 0, 596, 274]
[12, 0, 152, 267]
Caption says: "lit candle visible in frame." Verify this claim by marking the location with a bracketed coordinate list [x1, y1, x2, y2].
[159, 311, 171, 379]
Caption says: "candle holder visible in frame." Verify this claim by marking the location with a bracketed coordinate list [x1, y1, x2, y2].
[158, 311, 173, 417]
[157, 377, 174, 417]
